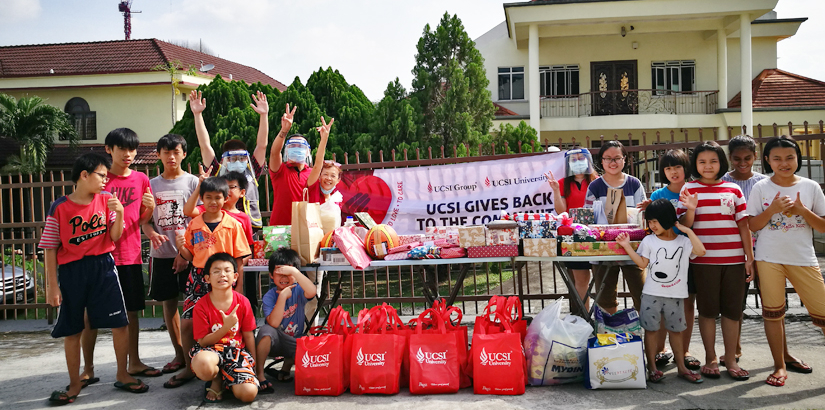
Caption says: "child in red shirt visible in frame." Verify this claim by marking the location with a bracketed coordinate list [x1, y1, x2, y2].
[191, 253, 259, 403]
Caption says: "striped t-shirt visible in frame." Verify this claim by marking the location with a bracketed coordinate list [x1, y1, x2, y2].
[676, 180, 747, 265]
[721, 172, 767, 202]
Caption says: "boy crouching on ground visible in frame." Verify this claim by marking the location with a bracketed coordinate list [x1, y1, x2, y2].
[255, 248, 317, 392]
[191, 253, 259, 403]
[40, 153, 147, 405]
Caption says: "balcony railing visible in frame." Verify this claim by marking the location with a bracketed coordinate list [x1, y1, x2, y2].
[540, 89, 719, 118]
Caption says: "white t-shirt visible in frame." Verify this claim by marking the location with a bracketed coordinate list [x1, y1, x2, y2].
[747, 177, 825, 266]
[636, 234, 695, 298]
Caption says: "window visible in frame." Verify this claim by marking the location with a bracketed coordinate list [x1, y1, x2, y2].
[64, 97, 97, 140]
[651, 61, 695, 94]
[540, 65, 580, 97]
[498, 67, 524, 100]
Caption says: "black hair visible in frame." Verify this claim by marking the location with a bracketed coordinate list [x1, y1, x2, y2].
[72, 153, 111, 183]
[762, 135, 803, 174]
[203, 252, 237, 276]
[690, 141, 728, 180]
[104, 128, 140, 150]
[157, 134, 187, 153]
[222, 171, 248, 191]
[658, 149, 690, 184]
[728, 135, 757, 155]
[645, 198, 678, 230]
[222, 139, 247, 153]
[597, 140, 629, 172]
[200, 176, 229, 199]
[268, 248, 301, 274]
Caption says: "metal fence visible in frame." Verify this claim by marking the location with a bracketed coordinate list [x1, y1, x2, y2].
[2, 120, 824, 320]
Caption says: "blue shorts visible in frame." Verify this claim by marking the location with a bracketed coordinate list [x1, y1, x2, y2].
[51, 253, 129, 338]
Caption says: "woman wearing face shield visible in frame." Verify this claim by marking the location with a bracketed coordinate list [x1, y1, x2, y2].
[546, 148, 597, 315]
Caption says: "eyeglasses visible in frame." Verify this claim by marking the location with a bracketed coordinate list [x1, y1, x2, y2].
[228, 184, 240, 191]
[601, 157, 625, 164]
[324, 160, 341, 167]
[92, 171, 109, 182]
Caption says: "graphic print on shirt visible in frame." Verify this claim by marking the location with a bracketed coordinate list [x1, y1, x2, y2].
[768, 211, 806, 232]
[649, 247, 683, 284]
[109, 186, 139, 208]
[192, 230, 218, 252]
[210, 320, 241, 347]
[68, 211, 108, 245]
[155, 190, 187, 232]
[719, 193, 736, 215]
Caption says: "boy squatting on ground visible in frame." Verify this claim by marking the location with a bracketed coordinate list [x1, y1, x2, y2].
[190, 253, 259, 403]
[40, 153, 146, 405]
[616, 198, 707, 384]
[255, 248, 317, 392]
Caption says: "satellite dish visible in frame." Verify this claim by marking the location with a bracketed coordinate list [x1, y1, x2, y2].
[200, 63, 215, 73]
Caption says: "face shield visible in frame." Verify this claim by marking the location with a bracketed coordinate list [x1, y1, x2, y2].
[218, 150, 251, 175]
[564, 148, 594, 177]
[284, 137, 312, 166]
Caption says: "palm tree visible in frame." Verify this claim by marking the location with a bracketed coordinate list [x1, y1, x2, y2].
[0, 93, 78, 174]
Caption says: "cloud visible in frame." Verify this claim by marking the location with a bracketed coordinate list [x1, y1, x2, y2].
[0, 0, 42, 23]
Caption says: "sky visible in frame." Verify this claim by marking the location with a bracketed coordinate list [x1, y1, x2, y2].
[1, 0, 823, 101]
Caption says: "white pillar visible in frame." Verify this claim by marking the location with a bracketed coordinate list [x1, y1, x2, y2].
[717, 27, 728, 110]
[739, 13, 753, 136]
[528, 24, 541, 134]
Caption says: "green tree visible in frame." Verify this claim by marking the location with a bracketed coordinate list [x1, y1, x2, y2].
[371, 78, 422, 157]
[0, 93, 78, 174]
[482, 121, 538, 155]
[151, 60, 197, 126]
[411, 12, 495, 152]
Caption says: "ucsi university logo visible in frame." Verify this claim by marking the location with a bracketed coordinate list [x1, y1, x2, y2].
[356, 348, 386, 367]
[479, 347, 512, 366]
[415, 348, 448, 365]
[301, 352, 330, 368]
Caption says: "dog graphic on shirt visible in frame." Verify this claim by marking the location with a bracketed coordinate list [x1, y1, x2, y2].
[211, 322, 240, 347]
[650, 247, 683, 284]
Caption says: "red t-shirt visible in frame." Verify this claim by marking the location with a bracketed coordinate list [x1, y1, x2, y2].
[106, 170, 151, 265]
[192, 291, 256, 349]
[39, 193, 118, 265]
[269, 164, 312, 225]
[196, 205, 253, 247]
[307, 180, 344, 205]
[559, 178, 589, 210]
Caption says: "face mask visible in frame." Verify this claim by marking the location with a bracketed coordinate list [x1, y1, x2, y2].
[570, 159, 589, 175]
[320, 185, 335, 195]
[286, 147, 307, 163]
[226, 161, 247, 173]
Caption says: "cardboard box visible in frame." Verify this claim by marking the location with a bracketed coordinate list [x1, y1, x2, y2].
[560, 241, 640, 257]
[522, 238, 557, 257]
[319, 247, 349, 265]
[458, 225, 486, 248]
[569, 208, 595, 225]
[467, 245, 519, 258]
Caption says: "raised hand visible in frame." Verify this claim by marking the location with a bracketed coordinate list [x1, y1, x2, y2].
[220, 304, 240, 329]
[274, 265, 300, 278]
[148, 230, 168, 249]
[281, 103, 297, 133]
[189, 90, 206, 114]
[615, 232, 630, 247]
[316, 116, 334, 140]
[108, 196, 123, 214]
[768, 192, 794, 214]
[344, 192, 371, 214]
[198, 164, 213, 182]
[636, 199, 652, 210]
[142, 187, 155, 211]
[250, 91, 269, 116]
[545, 170, 559, 192]
[680, 189, 699, 210]
[789, 192, 807, 214]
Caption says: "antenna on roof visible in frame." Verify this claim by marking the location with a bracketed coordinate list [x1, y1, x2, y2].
[118, 1, 142, 40]
[199, 60, 215, 73]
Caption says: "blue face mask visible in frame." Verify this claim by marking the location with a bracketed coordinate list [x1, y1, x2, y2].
[569, 160, 590, 175]
[226, 161, 247, 173]
[320, 185, 335, 195]
[286, 147, 307, 163]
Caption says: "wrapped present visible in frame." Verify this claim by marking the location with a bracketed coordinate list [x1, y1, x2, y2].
[458, 225, 486, 248]
[517, 220, 555, 239]
[263, 225, 291, 253]
[440, 247, 467, 259]
[485, 220, 519, 246]
[398, 234, 426, 245]
[600, 228, 647, 241]
[467, 245, 519, 258]
[424, 226, 459, 242]
[433, 238, 460, 248]
[569, 208, 595, 225]
[247, 258, 269, 266]
[522, 238, 557, 257]
[573, 225, 600, 242]
[320, 247, 349, 265]
[253, 240, 268, 259]
[389, 242, 420, 255]
[408, 245, 441, 259]
[383, 252, 411, 261]
[332, 227, 371, 270]
[589, 224, 640, 231]
[513, 213, 555, 222]
[560, 241, 640, 257]
[556, 213, 575, 236]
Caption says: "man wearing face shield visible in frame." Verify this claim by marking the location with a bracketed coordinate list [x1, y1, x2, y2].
[189, 90, 269, 229]
[268, 104, 315, 226]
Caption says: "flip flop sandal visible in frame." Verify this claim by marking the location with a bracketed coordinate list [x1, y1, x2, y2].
[114, 380, 149, 393]
[655, 352, 673, 367]
[204, 386, 224, 403]
[766, 373, 787, 387]
[49, 390, 78, 405]
[163, 374, 196, 389]
[785, 361, 813, 374]
[162, 361, 185, 374]
[276, 370, 294, 383]
[719, 356, 739, 367]
[128, 367, 163, 377]
[700, 366, 721, 379]
[647, 370, 666, 383]
[684, 356, 701, 370]
[66, 376, 100, 390]
[259, 379, 274, 394]
[678, 371, 704, 384]
[727, 368, 750, 381]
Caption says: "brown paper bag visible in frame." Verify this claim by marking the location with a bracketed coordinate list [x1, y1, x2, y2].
[291, 189, 325, 265]
[605, 187, 628, 224]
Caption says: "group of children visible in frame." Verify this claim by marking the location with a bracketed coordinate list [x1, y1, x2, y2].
[41, 91, 341, 405]
[553, 135, 825, 387]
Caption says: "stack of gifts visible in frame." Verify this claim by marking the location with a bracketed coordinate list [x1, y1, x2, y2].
[513, 213, 558, 257]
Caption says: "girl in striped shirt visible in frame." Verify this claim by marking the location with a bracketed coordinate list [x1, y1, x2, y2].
[677, 141, 754, 382]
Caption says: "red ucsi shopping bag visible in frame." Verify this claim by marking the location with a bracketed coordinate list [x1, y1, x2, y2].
[295, 307, 354, 396]
[433, 300, 472, 389]
[382, 305, 413, 388]
[409, 308, 460, 394]
[473, 296, 528, 343]
[472, 312, 526, 395]
[505, 296, 528, 343]
[350, 305, 405, 394]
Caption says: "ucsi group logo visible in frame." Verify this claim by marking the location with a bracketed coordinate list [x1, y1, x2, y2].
[479, 347, 512, 366]
[427, 182, 478, 193]
[415, 348, 448, 365]
[356, 348, 386, 367]
[301, 352, 330, 368]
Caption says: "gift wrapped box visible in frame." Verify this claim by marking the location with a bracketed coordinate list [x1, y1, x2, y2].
[262, 225, 291, 253]
[589, 224, 640, 231]
[513, 213, 555, 221]
[599, 228, 647, 241]
[253, 240, 268, 259]
[424, 226, 459, 242]
[440, 247, 467, 259]
[383, 252, 411, 261]
[522, 238, 557, 257]
[398, 234, 426, 245]
[433, 237, 460, 248]
[319, 247, 349, 265]
[389, 242, 420, 255]
[247, 258, 269, 266]
[517, 220, 555, 239]
[560, 241, 640, 256]
[458, 225, 486, 248]
[485, 220, 519, 246]
[467, 245, 519, 258]
[569, 208, 595, 225]
[408, 245, 441, 259]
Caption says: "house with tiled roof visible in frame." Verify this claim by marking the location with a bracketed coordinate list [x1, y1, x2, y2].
[0, 39, 286, 150]
[477, 0, 824, 152]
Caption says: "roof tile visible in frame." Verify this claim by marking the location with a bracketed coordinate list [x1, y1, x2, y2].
[728, 69, 825, 108]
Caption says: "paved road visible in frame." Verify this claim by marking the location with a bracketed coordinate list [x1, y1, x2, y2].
[0, 318, 824, 410]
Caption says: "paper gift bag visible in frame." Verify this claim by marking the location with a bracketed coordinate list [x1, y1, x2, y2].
[604, 187, 627, 224]
[291, 189, 325, 265]
[585, 333, 646, 389]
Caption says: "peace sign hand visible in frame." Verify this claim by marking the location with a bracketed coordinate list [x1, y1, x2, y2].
[545, 171, 559, 191]
[281, 104, 297, 133]
[220, 304, 240, 329]
[198, 164, 213, 182]
[316, 116, 334, 141]
[250, 91, 269, 116]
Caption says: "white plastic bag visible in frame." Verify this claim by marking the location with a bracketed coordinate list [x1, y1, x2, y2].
[524, 298, 593, 386]
[319, 192, 343, 234]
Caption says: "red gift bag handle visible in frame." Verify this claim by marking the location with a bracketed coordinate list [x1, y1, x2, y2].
[475, 311, 513, 335]
[504, 296, 523, 323]
[414, 308, 447, 335]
